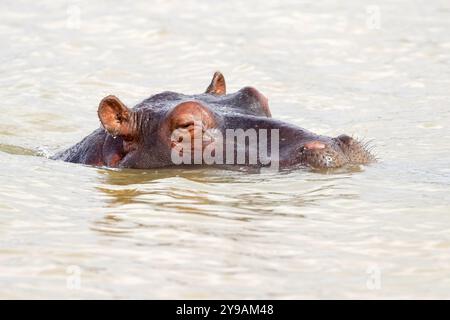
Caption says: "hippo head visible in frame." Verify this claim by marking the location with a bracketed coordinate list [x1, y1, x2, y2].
[297, 135, 375, 169]
[91, 71, 374, 169]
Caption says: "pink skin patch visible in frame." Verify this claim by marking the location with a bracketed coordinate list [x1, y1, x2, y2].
[304, 141, 326, 150]
[106, 153, 123, 167]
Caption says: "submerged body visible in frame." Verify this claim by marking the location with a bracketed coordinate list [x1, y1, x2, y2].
[53, 72, 374, 169]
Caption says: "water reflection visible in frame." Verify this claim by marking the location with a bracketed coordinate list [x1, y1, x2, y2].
[91, 165, 358, 242]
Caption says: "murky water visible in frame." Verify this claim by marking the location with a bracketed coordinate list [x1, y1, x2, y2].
[1, 0, 450, 299]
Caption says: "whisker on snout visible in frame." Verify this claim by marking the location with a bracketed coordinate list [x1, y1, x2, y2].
[353, 136, 378, 162]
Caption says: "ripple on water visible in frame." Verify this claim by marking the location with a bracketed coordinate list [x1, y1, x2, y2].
[1, 0, 450, 299]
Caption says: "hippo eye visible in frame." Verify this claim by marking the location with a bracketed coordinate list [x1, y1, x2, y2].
[177, 121, 194, 129]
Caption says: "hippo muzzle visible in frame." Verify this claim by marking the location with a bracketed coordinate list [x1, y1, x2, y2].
[298, 135, 375, 169]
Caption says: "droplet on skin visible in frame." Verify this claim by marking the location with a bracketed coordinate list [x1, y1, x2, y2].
[418, 122, 443, 129]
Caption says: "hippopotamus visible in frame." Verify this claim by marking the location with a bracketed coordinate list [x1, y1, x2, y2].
[52, 72, 375, 170]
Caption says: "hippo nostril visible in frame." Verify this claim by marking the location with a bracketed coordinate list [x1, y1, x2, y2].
[337, 134, 353, 146]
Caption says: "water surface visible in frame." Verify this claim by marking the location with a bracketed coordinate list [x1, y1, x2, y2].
[1, 0, 450, 298]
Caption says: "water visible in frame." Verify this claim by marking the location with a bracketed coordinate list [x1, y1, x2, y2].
[1, 0, 450, 299]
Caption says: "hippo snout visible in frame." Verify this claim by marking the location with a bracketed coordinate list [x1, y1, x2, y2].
[298, 135, 375, 169]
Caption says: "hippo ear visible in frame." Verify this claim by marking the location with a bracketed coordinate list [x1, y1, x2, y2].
[98, 95, 135, 138]
[205, 71, 226, 95]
